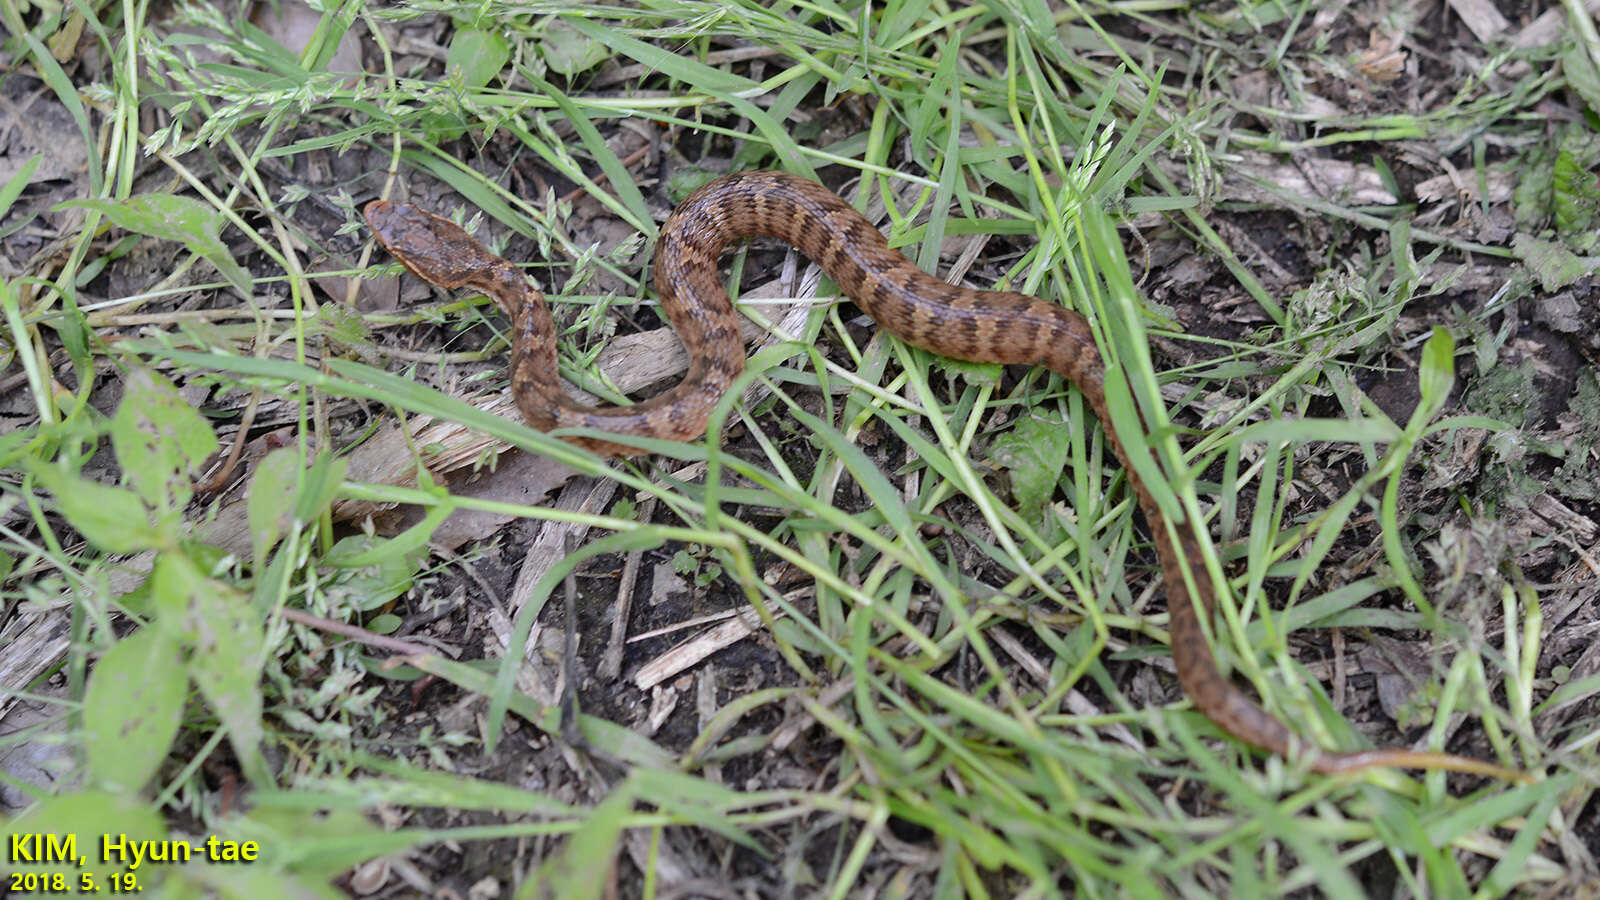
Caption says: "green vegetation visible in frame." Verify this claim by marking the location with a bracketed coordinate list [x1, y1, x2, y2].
[0, 0, 1593, 896]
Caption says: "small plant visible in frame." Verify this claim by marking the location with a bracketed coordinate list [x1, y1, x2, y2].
[671, 544, 724, 588]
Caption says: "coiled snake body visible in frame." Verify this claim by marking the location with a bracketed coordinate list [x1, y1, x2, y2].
[366, 170, 1518, 778]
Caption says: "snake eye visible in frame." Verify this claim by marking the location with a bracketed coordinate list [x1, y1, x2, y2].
[363, 201, 509, 289]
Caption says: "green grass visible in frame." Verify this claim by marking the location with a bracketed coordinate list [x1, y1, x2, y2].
[1, 0, 1594, 896]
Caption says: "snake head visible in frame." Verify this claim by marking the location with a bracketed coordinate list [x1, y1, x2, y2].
[364, 200, 508, 291]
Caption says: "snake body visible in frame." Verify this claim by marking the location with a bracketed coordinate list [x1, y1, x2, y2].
[366, 170, 1518, 778]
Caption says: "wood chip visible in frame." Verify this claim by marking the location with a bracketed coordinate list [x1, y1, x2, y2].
[632, 606, 769, 691]
[1447, 0, 1510, 44]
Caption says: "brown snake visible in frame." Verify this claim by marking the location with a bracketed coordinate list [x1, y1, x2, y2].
[366, 170, 1522, 779]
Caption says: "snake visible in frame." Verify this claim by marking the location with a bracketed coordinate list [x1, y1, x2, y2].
[365, 170, 1522, 779]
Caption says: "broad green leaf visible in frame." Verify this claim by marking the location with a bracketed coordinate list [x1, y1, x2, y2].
[1511, 233, 1600, 292]
[189, 590, 267, 785]
[324, 533, 424, 612]
[151, 554, 269, 785]
[937, 356, 1003, 389]
[664, 164, 720, 205]
[539, 19, 608, 76]
[365, 613, 401, 635]
[30, 463, 162, 554]
[446, 28, 509, 87]
[110, 367, 218, 517]
[990, 412, 1072, 525]
[1552, 147, 1600, 243]
[247, 447, 347, 565]
[84, 629, 188, 793]
[247, 446, 303, 564]
[56, 195, 251, 297]
[326, 489, 445, 569]
[1563, 41, 1600, 122]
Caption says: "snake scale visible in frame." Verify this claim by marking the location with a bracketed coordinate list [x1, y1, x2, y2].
[365, 170, 1519, 779]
